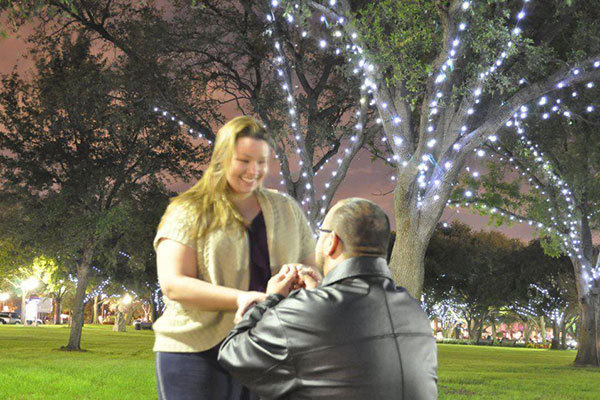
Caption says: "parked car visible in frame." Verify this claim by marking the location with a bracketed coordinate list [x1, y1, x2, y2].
[0, 312, 22, 324]
[133, 319, 153, 330]
[25, 318, 45, 325]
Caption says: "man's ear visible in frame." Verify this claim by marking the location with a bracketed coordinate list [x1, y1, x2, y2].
[326, 233, 342, 256]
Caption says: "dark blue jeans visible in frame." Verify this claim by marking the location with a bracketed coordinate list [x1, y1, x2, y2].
[155, 346, 260, 400]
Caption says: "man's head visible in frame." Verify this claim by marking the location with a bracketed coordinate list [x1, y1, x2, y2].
[316, 198, 391, 275]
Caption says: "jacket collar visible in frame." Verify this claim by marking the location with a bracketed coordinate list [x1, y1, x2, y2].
[321, 256, 393, 286]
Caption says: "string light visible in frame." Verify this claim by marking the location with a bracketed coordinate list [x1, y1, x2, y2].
[454, 78, 599, 288]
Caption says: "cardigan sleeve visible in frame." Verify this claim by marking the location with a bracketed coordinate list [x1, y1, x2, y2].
[153, 201, 199, 251]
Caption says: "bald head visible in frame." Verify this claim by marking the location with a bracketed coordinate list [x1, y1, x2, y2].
[327, 198, 391, 258]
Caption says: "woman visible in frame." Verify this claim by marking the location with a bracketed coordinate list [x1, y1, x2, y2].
[153, 116, 315, 400]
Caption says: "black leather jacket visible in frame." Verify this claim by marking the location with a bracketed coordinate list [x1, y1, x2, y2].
[218, 256, 438, 400]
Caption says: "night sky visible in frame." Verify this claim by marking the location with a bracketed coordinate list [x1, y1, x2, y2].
[0, 19, 539, 241]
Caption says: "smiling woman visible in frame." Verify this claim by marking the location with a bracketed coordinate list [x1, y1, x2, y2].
[226, 137, 270, 208]
[152, 116, 315, 400]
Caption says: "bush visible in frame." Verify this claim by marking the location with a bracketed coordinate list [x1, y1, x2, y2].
[437, 338, 530, 348]
[437, 338, 477, 345]
[525, 342, 550, 349]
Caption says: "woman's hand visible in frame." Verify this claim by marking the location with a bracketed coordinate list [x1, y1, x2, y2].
[266, 265, 298, 297]
[234, 291, 269, 324]
[281, 263, 322, 290]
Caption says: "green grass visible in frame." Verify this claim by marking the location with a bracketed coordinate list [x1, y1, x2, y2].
[437, 344, 600, 399]
[0, 325, 598, 399]
[0, 325, 155, 400]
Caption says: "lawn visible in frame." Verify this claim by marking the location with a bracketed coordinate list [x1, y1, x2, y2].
[0, 325, 598, 399]
[0, 325, 155, 400]
[437, 344, 599, 399]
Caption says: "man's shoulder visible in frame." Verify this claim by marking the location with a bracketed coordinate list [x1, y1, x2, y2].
[273, 283, 367, 324]
[275, 287, 338, 315]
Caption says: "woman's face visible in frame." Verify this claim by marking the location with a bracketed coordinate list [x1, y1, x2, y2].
[226, 137, 270, 195]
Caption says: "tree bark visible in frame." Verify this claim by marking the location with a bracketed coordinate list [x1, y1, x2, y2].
[476, 314, 486, 345]
[92, 295, 100, 324]
[467, 318, 476, 340]
[53, 297, 62, 325]
[523, 321, 530, 344]
[125, 307, 135, 325]
[64, 249, 93, 350]
[389, 230, 427, 297]
[574, 291, 600, 366]
[389, 175, 448, 297]
[113, 311, 126, 332]
[551, 319, 560, 350]
[539, 317, 547, 345]
[21, 292, 27, 325]
[560, 318, 567, 350]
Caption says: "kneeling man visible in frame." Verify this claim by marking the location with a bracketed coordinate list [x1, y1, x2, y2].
[218, 198, 438, 399]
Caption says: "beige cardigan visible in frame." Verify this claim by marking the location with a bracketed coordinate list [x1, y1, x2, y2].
[152, 188, 315, 352]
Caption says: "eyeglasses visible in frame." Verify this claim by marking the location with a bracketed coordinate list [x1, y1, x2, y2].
[315, 227, 332, 236]
[315, 226, 343, 243]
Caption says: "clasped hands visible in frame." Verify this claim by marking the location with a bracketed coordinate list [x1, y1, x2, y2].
[234, 264, 322, 323]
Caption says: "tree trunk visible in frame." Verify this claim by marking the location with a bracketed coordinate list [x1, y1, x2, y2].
[491, 319, 497, 345]
[389, 184, 444, 297]
[467, 318, 477, 340]
[571, 217, 600, 366]
[539, 316, 547, 345]
[21, 292, 27, 325]
[388, 228, 427, 297]
[125, 307, 135, 325]
[560, 318, 567, 350]
[551, 319, 560, 350]
[476, 315, 486, 345]
[53, 297, 62, 325]
[92, 295, 100, 324]
[64, 250, 93, 350]
[113, 311, 126, 332]
[574, 291, 600, 366]
[523, 321, 530, 344]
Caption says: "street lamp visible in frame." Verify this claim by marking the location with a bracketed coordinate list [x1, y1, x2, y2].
[122, 294, 133, 305]
[21, 277, 39, 292]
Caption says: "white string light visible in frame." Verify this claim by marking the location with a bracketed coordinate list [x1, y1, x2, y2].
[453, 78, 599, 288]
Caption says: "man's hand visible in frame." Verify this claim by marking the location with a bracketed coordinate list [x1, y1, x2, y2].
[281, 263, 323, 290]
[266, 265, 298, 297]
[297, 267, 322, 289]
[234, 291, 268, 324]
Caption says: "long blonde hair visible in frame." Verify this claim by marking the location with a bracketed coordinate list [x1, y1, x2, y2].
[160, 116, 270, 238]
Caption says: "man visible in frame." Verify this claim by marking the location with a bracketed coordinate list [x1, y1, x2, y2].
[218, 198, 438, 399]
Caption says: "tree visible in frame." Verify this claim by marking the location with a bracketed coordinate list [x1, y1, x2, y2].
[0, 31, 201, 349]
[424, 222, 523, 342]
[267, 0, 600, 366]
[97, 184, 171, 323]
[509, 241, 576, 349]
[1, 0, 378, 225]
[453, 73, 599, 363]
[286, 0, 599, 298]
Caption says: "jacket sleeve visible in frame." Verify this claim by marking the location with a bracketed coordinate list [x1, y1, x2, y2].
[218, 295, 297, 399]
